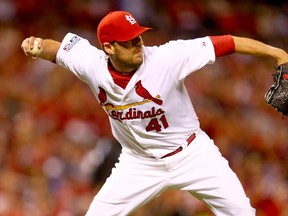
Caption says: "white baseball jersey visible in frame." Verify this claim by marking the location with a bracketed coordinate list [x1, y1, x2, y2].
[56, 33, 215, 159]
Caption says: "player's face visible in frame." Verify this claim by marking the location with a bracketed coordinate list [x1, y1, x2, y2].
[109, 36, 144, 73]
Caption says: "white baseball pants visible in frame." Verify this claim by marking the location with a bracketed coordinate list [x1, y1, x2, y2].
[85, 130, 256, 216]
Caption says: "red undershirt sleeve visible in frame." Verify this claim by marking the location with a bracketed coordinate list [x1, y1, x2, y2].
[209, 35, 236, 57]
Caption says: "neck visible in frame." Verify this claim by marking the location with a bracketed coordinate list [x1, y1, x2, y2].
[109, 58, 139, 74]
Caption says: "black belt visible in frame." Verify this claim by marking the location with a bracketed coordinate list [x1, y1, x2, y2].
[161, 133, 196, 159]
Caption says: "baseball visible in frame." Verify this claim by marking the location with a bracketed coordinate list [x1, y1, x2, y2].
[30, 39, 42, 56]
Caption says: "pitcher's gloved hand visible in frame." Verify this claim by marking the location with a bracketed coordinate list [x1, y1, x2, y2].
[265, 62, 288, 116]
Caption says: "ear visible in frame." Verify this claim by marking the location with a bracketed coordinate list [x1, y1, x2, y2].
[103, 42, 114, 55]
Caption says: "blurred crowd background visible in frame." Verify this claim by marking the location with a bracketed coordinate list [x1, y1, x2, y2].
[0, 0, 288, 215]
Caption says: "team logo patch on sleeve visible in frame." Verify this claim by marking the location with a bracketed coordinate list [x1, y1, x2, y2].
[63, 35, 81, 51]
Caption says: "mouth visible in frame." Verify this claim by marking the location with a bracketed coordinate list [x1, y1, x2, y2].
[135, 48, 142, 55]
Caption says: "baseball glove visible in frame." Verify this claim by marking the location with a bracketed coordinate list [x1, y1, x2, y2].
[264, 62, 288, 116]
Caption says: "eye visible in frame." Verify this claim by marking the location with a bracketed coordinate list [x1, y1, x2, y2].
[116, 41, 130, 48]
[132, 37, 141, 44]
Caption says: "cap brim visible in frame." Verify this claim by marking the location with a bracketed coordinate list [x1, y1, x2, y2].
[116, 27, 152, 42]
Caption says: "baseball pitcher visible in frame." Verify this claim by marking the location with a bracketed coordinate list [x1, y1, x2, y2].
[21, 11, 288, 216]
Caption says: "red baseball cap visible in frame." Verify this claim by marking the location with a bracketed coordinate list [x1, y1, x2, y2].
[97, 11, 152, 45]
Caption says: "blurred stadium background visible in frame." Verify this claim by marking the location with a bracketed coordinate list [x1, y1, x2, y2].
[0, 0, 288, 215]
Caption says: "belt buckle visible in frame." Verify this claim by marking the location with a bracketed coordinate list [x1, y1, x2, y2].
[161, 133, 196, 159]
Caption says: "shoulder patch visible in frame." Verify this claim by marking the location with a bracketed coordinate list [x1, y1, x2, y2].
[63, 35, 81, 52]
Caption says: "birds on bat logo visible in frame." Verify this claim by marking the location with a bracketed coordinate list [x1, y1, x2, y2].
[97, 81, 163, 107]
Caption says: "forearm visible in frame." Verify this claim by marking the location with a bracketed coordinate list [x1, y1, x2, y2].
[232, 36, 288, 65]
[38, 39, 61, 62]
